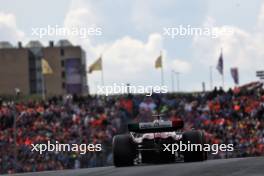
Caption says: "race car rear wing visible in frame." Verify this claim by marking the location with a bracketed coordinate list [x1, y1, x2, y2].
[128, 120, 184, 133]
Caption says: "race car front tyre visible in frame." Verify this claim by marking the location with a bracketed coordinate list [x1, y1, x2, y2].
[182, 130, 207, 162]
[113, 134, 136, 167]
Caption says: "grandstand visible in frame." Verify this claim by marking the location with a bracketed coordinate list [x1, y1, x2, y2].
[0, 82, 263, 174]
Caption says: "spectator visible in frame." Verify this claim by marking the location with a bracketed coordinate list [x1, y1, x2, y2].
[0, 86, 263, 174]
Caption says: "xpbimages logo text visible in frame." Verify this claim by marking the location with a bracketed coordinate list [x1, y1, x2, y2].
[163, 142, 234, 155]
[31, 25, 102, 39]
[31, 141, 102, 155]
[163, 25, 234, 39]
[97, 83, 169, 96]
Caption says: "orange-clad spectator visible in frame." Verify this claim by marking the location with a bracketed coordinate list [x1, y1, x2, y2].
[119, 97, 133, 114]
[234, 104, 240, 111]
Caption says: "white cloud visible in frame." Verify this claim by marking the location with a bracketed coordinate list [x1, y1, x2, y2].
[63, 0, 264, 92]
[87, 33, 165, 92]
[63, 1, 192, 93]
[64, 2, 162, 86]
[64, 6, 99, 29]
[0, 12, 25, 43]
[85, 34, 192, 93]
[192, 5, 264, 87]
[171, 59, 191, 73]
[257, 3, 264, 29]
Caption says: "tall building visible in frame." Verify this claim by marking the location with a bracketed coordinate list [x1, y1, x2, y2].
[0, 42, 31, 95]
[43, 40, 87, 96]
[0, 40, 88, 96]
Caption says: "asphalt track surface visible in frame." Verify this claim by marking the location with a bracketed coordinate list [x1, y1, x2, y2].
[9, 157, 264, 176]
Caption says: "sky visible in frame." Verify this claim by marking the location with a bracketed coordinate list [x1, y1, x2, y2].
[0, 0, 263, 93]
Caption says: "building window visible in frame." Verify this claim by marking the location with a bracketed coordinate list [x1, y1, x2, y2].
[60, 49, 64, 56]
[61, 71, 65, 78]
[62, 82, 66, 89]
[61, 60, 65, 67]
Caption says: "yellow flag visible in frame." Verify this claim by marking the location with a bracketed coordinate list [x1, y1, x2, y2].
[42, 59, 53, 74]
[89, 57, 102, 73]
[155, 55, 162, 68]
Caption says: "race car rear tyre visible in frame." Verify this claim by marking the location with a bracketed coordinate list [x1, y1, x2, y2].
[113, 134, 136, 167]
[182, 130, 207, 162]
[201, 131, 208, 160]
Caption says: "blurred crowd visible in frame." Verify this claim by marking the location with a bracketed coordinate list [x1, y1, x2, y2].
[0, 83, 264, 174]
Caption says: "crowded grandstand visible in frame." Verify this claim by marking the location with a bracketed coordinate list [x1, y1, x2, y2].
[0, 82, 263, 174]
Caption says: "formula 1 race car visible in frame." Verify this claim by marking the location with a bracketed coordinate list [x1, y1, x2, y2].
[112, 116, 207, 167]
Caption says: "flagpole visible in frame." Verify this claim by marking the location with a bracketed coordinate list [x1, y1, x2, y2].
[101, 70, 104, 86]
[86, 71, 90, 94]
[210, 66, 213, 90]
[175, 71, 180, 92]
[171, 70, 174, 92]
[42, 74, 46, 100]
[222, 73, 225, 90]
[221, 48, 224, 90]
[161, 51, 164, 86]
[101, 55, 104, 86]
